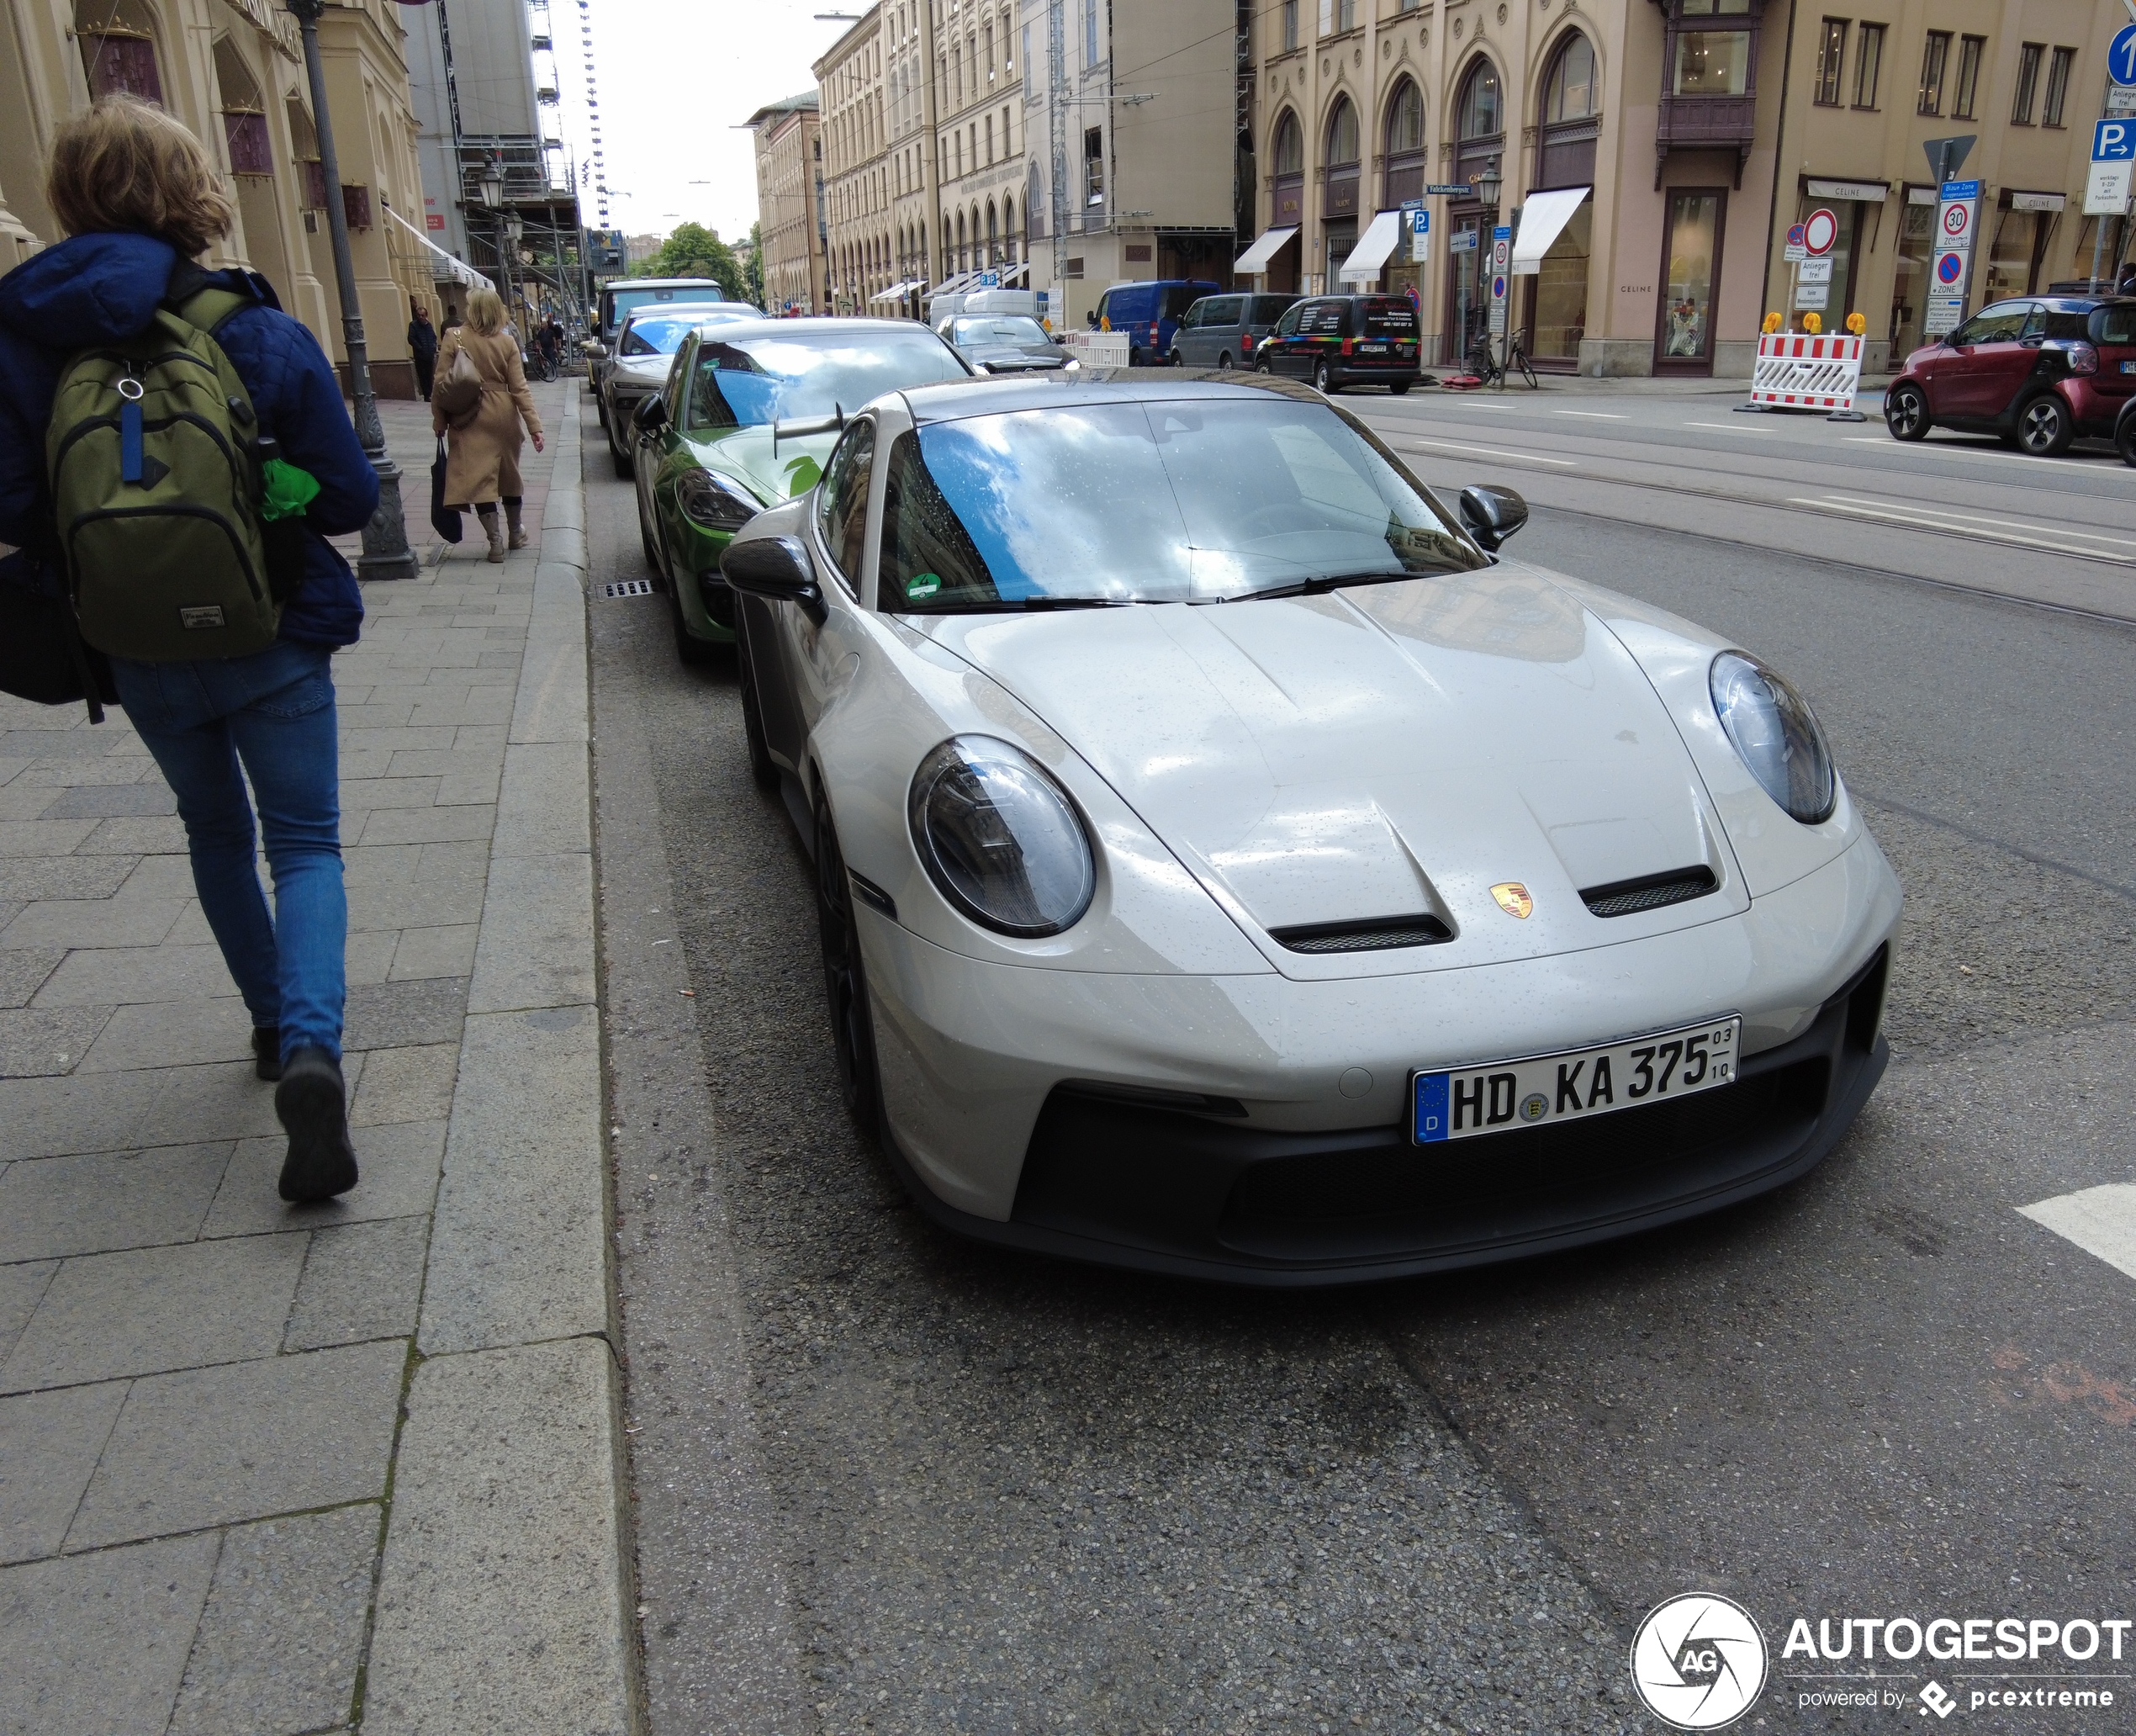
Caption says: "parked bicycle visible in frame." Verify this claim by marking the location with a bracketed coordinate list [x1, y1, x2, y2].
[1462, 331, 1540, 390]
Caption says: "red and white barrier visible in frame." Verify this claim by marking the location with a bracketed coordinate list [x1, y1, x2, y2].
[1750, 332, 1865, 408]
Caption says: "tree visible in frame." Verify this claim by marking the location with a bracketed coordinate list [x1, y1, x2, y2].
[630, 222, 744, 299]
[743, 220, 764, 308]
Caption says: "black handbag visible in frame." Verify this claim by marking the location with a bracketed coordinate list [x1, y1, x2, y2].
[429, 437, 463, 543]
[0, 556, 118, 722]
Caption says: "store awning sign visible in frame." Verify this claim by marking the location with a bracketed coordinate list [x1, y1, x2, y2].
[1509, 186, 1589, 275]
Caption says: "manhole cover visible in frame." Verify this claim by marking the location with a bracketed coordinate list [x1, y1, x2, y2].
[603, 580, 654, 599]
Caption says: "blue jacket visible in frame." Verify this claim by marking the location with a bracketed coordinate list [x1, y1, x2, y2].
[0, 231, 374, 648]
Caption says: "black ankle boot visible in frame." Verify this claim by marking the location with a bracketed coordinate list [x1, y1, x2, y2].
[274, 1047, 359, 1204]
[251, 1026, 282, 1082]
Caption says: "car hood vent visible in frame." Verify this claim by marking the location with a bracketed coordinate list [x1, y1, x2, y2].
[1270, 914, 1454, 953]
[1581, 865, 1718, 919]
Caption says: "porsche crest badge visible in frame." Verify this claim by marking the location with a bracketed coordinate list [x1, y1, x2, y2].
[1490, 882, 1534, 919]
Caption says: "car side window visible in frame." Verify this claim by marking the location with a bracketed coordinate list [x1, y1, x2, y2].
[664, 339, 693, 418]
[2018, 304, 2048, 341]
[2094, 304, 2136, 345]
[817, 419, 876, 594]
[1095, 292, 1112, 326]
[878, 430, 993, 607]
[1955, 303, 2027, 346]
[1273, 302, 1303, 337]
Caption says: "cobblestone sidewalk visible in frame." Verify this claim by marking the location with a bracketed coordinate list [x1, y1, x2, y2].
[0, 384, 632, 1734]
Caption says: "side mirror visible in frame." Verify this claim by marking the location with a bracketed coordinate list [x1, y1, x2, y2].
[722, 532, 824, 624]
[1458, 484, 1528, 552]
[632, 394, 668, 433]
[581, 340, 607, 358]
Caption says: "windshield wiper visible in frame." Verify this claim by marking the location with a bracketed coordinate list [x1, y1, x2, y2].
[946, 595, 1132, 612]
[1225, 569, 1412, 603]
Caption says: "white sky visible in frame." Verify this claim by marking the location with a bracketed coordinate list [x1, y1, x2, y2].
[557, 0, 860, 246]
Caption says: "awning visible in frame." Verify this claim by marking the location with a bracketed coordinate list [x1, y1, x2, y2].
[928, 272, 975, 297]
[997, 260, 1030, 285]
[389, 208, 494, 294]
[1511, 187, 1590, 276]
[1234, 225, 1298, 273]
[1337, 210, 1404, 282]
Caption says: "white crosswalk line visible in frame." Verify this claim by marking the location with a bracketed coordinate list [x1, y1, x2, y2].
[2017, 1184, 2136, 1283]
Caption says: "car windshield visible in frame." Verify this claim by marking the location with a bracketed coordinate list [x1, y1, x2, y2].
[685, 331, 970, 429]
[880, 396, 1486, 611]
[608, 285, 727, 327]
[2093, 303, 2136, 345]
[621, 310, 731, 356]
[950, 316, 1050, 347]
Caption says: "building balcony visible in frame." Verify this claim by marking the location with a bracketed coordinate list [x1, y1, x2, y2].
[1654, 93, 1756, 187]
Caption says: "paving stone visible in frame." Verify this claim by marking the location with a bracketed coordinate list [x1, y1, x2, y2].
[40, 784, 177, 818]
[167, 1505, 379, 1736]
[346, 876, 484, 934]
[0, 785, 61, 821]
[31, 942, 236, 1008]
[67, 1339, 406, 1548]
[1, 1233, 308, 1393]
[342, 843, 425, 886]
[341, 726, 457, 755]
[0, 1143, 230, 1262]
[0, 897, 186, 950]
[80, 815, 190, 854]
[338, 776, 443, 813]
[78, 997, 257, 1073]
[0, 1006, 112, 1078]
[0, 1265, 56, 1365]
[0, 1068, 165, 1159]
[0, 819, 98, 857]
[0, 949, 65, 1010]
[490, 742, 590, 857]
[349, 1044, 459, 1126]
[0, 1380, 129, 1562]
[342, 977, 468, 1051]
[0, 1531, 219, 1736]
[415, 838, 490, 879]
[357, 803, 497, 847]
[135, 1060, 285, 1146]
[113, 853, 201, 899]
[202, 1119, 446, 1240]
[344, 926, 399, 987]
[0, 731, 120, 763]
[0, 855, 135, 902]
[388, 924, 478, 982]
[16, 755, 157, 787]
[285, 1216, 429, 1350]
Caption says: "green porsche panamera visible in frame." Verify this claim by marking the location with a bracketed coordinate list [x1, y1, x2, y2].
[631, 318, 973, 662]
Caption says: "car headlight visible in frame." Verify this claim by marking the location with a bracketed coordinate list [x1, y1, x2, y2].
[1710, 650, 1837, 824]
[908, 735, 1095, 936]
[676, 468, 760, 531]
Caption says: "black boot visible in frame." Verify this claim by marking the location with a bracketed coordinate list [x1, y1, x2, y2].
[275, 1047, 359, 1203]
[251, 1026, 282, 1082]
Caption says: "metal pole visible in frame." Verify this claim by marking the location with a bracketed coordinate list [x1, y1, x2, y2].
[286, 0, 415, 581]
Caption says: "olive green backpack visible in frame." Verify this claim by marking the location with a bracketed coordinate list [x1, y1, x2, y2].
[45, 286, 279, 661]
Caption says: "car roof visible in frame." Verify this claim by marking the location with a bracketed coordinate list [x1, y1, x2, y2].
[613, 278, 723, 289]
[695, 315, 941, 336]
[899, 372, 1324, 424]
[621, 301, 744, 323]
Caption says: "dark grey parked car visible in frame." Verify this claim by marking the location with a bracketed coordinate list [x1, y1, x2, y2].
[1169, 292, 1300, 370]
[935, 313, 1075, 373]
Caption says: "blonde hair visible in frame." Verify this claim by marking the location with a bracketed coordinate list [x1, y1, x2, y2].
[463, 288, 505, 335]
[47, 95, 233, 257]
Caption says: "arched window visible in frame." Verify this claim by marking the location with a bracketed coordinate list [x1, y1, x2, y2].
[1383, 77, 1426, 203]
[1457, 58, 1502, 140]
[1543, 31, 1596, 121]
[1270, 108, 1305, 228]
[1324, 95, 1359, 168]
[986, 199, 997, 263]
[1002, 195, 1016, 259]
[213, 38, 272, 176]
[77, 0, 162, 103]
[1272, 109, 1303, 177]
[1539, 33, 1600, 185]
[286, 98, 328, 209]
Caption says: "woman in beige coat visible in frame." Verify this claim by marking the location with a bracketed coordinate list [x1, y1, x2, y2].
[432, 288, 544, 562]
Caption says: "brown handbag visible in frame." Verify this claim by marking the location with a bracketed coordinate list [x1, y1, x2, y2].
[431, 343, 483, 426]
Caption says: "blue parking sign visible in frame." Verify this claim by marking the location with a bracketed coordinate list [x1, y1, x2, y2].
[2096, 118, 2136, 162]
[2111, 24, 2136, 87]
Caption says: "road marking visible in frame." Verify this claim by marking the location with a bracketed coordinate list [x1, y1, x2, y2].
[1799, 496, 2136, 560]
[1685, 420, 1776, 433]
[1450, 400, 1523, 410]
[1843, 437, 2049, 463]
[1391, 437, 1578, 466]
[1821, 495, 2136, 549]
[1556, 410, 1627, 419]
[2018, 1185, 2136, 1283]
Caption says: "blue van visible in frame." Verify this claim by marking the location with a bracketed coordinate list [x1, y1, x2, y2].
[1093, 279, 1223, 366]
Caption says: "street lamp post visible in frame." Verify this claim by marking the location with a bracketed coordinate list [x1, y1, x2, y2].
[1474, 157, 1503, 378]
[284, 0, 416, 581]
[476, 161, 514, 326]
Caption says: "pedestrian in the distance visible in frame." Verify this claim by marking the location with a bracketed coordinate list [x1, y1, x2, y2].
[0, 96, 376, 1202]
[407, 301, 438, 399]
[433, 287, 543, 563]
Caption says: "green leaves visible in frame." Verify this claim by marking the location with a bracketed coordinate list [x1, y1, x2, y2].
[629, 222, 747, 302]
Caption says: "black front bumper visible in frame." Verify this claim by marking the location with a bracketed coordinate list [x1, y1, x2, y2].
[882, 948, 1890, 1287]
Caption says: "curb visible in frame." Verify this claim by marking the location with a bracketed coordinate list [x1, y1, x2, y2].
[357, 404, 639, 1734]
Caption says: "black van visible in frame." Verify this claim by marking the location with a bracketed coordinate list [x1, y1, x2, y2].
[1170, 293, 1301, 369]
[1254, 294, 1425, 394]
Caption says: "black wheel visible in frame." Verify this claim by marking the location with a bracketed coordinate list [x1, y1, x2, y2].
[668, 574, 714, 666]
[1515, 353, 1539, 389]
[1217, 351, 1234, 371]
[814, 788, 880, 1135]
[2117, 411, 2136, 468]
[1166, 349, 1182, 368]
[1128, 346, 1144, 367]
[610, 430, 634, 479]
[1314, 358, 1335, 394]
[1884, 382, 1930, 442]
[638, 505, 662, 574]
[1254, 355, 1272, 374]
[736, 619, 779, 791]
[2014, 394, 2073, 458]
[1390, 378, 1412, 396]
[595, 394, 609, 430]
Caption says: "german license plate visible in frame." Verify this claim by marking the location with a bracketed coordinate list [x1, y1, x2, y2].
[1411, 1017, 1741, 1144]
[2121, 360, 2136, 375]
[1358, 342, 1388, 355]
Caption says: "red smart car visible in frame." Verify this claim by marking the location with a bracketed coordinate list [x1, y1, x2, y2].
[1884, 295, 2136, 456]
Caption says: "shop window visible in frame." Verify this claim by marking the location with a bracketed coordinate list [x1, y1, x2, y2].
[2011, 42, 2043, 122]
[1985, 207, 2045, 299]
[1528, 198, 1592, 363]
[1917, 30, 1948, 114]
[2043, 47, 2075, 127]
[1952, 35, 1983, 119]
[1853, 21, 1883, 106]
[77, 0, 163, 103]
[1814, 19, 1847, 107]
[1677, 30, 1750, 95]
[1888, 193, 1932, 357]
[1658, 190, 1723, 370]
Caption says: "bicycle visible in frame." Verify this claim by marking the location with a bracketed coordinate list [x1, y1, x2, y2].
[1462, 331, 1541, 390]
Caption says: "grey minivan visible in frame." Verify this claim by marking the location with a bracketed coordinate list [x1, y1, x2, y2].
[1169, 292, 1301, 370]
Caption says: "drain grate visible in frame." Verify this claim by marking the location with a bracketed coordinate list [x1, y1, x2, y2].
[603, 580, 654, 599]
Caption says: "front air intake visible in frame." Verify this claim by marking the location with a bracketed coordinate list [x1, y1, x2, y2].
[1580, 865, 1719, 919]
[1268, 914, 1454, 953]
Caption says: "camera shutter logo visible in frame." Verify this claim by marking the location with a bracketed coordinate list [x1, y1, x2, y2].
[1631, 1593, 1769, 1729]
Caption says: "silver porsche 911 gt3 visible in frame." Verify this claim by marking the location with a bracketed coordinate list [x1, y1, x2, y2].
[721, 373, 1900, 1285]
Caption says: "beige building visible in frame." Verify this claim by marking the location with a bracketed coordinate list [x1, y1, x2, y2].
[1240, 0, 2128, 377]
[935, 0, 1027, 287]
[749, 91, 827, 314]
[815, 10, 892, 314]
[886, 0, 942, 301]
[0, 0, 435, 394]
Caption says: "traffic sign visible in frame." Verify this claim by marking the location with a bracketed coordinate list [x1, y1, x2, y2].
[1409, 205, 1430, 263]
[2110, 23, 2136, 86]
[1935, 251, 1967, 285]
[1801, 208, 1838, 256]
[1489, 224, 1511, 276]
[2087, 160, 2134, 214]
[1426, 183, 1472, 197]
[2094, 118, 2135, 161]
[1941, 201, 1971, 240]
[1787, 223, 1806, 249]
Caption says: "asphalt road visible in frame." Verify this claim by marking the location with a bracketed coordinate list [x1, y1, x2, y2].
[584, 386, 2136, 1735]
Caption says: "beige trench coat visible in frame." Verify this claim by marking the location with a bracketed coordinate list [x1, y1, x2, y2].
[431, 328, 543, 505]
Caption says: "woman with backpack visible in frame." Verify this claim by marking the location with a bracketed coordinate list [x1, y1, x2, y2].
[0, 97, 378, 1204]
[431, 287, 543, 562]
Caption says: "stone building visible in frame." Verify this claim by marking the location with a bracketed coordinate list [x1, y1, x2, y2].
[815, 9, 892, 313]
[749, 90, 827, 314]
[935, 0, 1027, 290]
[0, 0, 435, 394]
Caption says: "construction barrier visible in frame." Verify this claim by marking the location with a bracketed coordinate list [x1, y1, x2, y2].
[1061, 330, 1133, 368]
[1750, 332, 1865, 409]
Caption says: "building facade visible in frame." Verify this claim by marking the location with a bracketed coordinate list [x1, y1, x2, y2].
[936, 0, 1027, 288]
[886, 0, 942, 302]
[1239, 0, 2131, 377]
[816, 9, 892, 313]
[749, 91, 827, 314]
[0, 0, 435, 393]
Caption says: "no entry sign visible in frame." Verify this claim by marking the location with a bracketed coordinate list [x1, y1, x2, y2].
[1801, 208, 1839, 257]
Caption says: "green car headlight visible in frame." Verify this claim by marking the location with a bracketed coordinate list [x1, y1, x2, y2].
[677, 468, 761, 532]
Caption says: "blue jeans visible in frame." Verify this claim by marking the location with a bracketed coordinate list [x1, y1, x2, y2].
[111, 640, 346, 1063]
